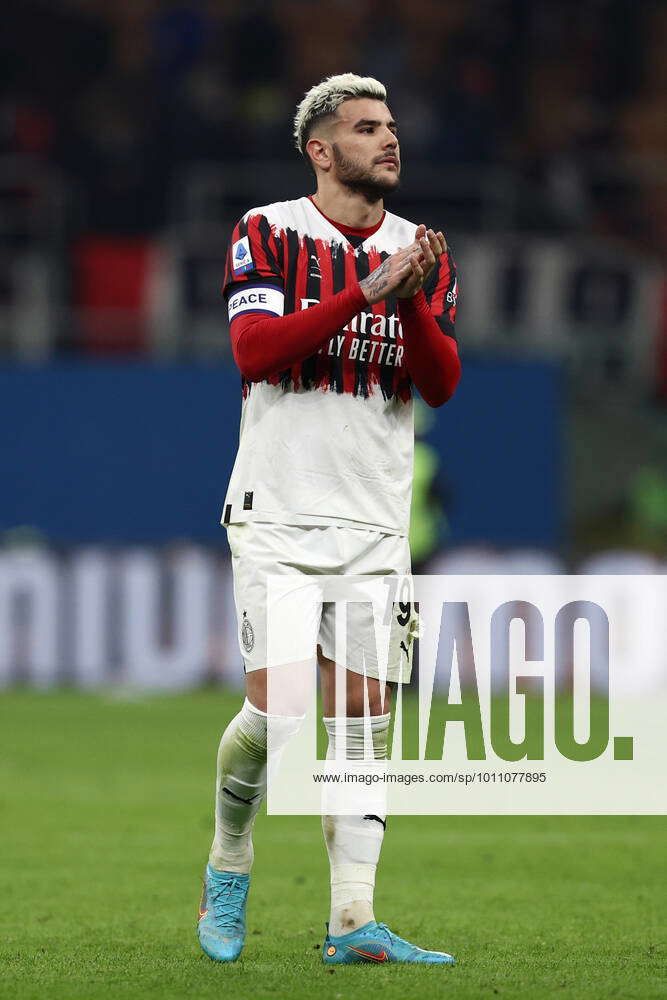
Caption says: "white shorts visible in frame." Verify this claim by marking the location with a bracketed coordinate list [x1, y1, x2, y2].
[227, 521, 416, 683]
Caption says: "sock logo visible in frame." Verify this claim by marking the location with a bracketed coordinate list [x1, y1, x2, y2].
[223, 786, 261, 805]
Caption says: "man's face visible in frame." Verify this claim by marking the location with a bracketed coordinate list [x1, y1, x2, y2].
[327, 98, 401, 199]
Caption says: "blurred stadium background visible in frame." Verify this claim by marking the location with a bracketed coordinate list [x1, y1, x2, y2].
[1, 0, 667, 694]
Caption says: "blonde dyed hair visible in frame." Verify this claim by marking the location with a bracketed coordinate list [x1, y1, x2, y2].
[293, 73, 387, 157]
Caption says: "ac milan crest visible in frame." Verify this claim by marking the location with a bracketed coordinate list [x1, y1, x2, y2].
[241, 610, 255, 653]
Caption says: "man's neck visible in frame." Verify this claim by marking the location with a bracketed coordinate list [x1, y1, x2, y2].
[311, 186, 384, 231]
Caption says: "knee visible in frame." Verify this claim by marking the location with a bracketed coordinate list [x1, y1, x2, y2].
[245, 669, 267, 713]
[346, 682, 392, 718]
[253, 659, 315, 717]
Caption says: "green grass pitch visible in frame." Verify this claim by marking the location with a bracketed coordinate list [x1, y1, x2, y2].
[0, 690, 664, 1000]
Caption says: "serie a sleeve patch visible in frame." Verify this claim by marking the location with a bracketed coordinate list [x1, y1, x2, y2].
[228, 285, 285, 322]
[231, 236, 254, 275]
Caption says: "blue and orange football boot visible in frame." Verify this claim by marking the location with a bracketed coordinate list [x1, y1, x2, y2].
[322, 920, 456, 965]
[197, 864, 250, 962]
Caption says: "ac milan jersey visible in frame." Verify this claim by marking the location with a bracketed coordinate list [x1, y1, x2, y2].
[221, 195, 457, 535]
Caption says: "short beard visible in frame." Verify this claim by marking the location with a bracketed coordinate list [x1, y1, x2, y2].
[332, 144, 400, 204]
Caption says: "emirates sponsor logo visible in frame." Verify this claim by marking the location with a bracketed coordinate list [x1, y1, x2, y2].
[300, 298, 402, 340]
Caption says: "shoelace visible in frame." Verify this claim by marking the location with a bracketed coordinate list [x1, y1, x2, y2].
[209, 877, 247, 931]
[375, 922, 442, 957]
[374, 922, 414, 951]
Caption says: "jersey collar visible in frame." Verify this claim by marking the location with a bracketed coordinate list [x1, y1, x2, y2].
[306, 195, 386, 246]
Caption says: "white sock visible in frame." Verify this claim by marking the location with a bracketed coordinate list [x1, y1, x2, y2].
[208, 697, 302, 874]
[322, 713, 390, 936]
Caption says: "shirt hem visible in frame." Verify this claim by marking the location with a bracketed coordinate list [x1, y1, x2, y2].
[220, 508, 407, 537]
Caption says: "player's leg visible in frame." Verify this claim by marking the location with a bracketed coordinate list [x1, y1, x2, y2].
[319, 653, 391, 935]
[317, 529, 455, 965]
[209, 670, 269, 875]
[199, 667, 306, 963]
[208, 664, 309, 876]
[199, 523, 317, 963]
[318, 654, 454, 965]
[198, 689, 263, 962]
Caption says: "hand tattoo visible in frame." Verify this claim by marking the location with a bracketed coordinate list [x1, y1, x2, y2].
[360, 258, 391, 298]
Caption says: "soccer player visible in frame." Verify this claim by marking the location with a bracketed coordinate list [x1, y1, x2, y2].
[198, 73, 460, 965]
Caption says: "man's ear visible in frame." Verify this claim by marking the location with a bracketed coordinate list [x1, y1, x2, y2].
[305, 137, 332, 172]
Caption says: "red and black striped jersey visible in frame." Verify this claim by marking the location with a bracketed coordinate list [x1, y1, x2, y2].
[221, 196, 458, 535]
